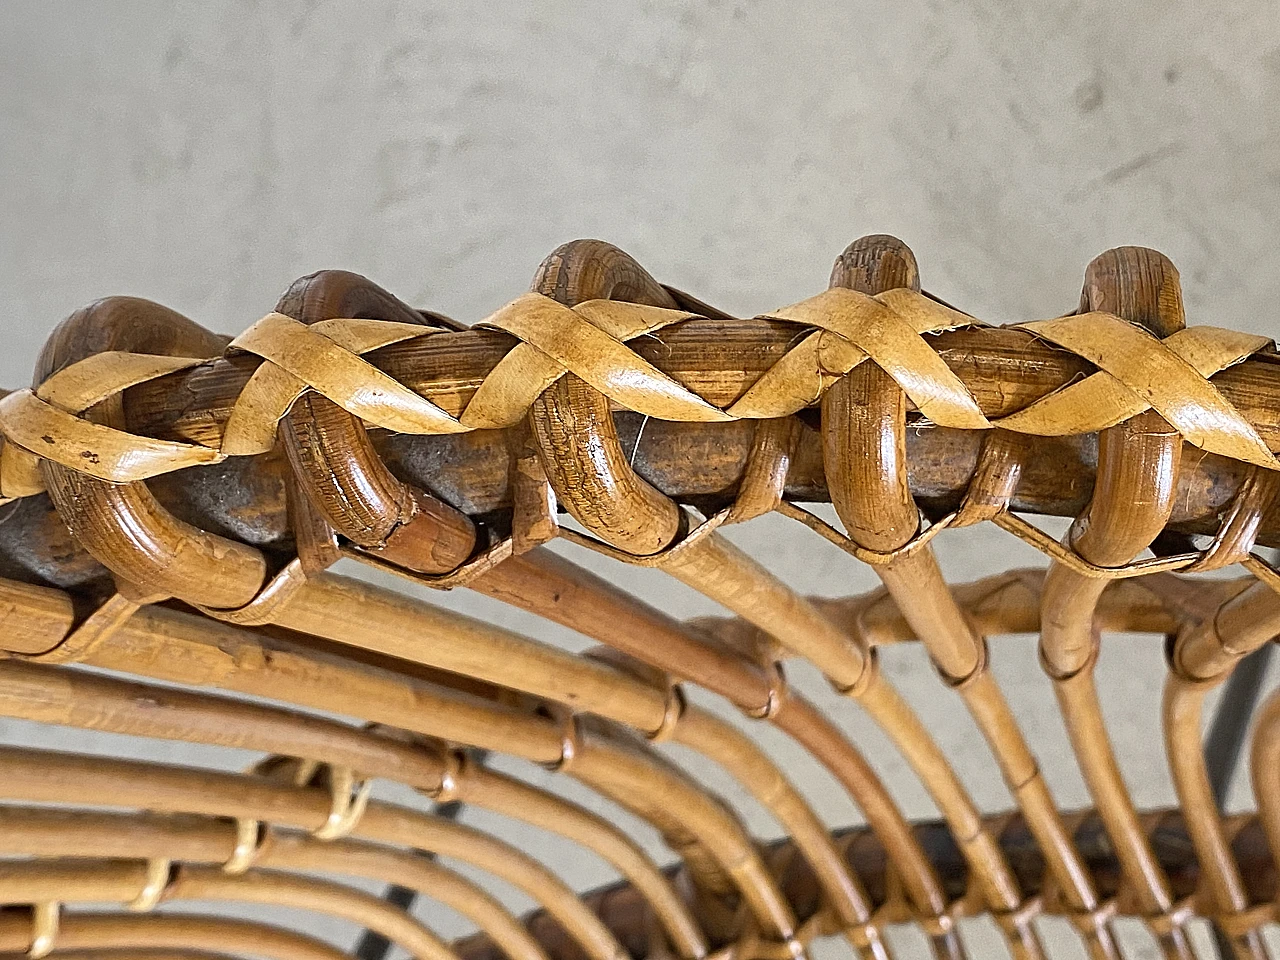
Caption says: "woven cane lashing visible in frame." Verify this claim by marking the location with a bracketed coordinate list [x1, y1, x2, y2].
[0, 239, 1276, 960]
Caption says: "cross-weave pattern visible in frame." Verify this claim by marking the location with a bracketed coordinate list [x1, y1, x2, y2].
[0, 236, 1277, 960]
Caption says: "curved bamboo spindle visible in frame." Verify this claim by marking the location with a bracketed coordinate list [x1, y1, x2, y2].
[22, 297, 803, 958]
[0, 570, 868, 958]
[12, 555, 1280, 957]
[0, 589, 706, 960]
[1251, 689, 1280, 888]
[449, 808, 1280, 960]
[1038, 249, 1194, 959]
[0, 952, 248, 960]
[12, 552, 1277, 950]
[473, 545, 953, 944]
[0, 745, 628, 960]
[819, 236, 1111, 960]
[0, 913, 351, 960]
[1164, 485, 1280, 960]
[270, 266, 942, 958]
[0, 586, 696, 960]
[277, 584, 798, 946]
[0, 805, 548, 960]
[525, 238, 1030, 958]
[0, 859, 455, 960]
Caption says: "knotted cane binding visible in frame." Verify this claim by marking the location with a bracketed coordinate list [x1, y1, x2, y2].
[0, 237, 1277, 960]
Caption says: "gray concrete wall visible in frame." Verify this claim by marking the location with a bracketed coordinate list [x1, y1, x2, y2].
[4, 2, 1280, 957]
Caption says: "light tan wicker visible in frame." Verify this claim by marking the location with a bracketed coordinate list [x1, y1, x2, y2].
[0, 236, 1275, 960]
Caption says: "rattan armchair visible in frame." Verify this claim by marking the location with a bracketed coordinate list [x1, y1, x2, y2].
[0, 235, 1276, 960]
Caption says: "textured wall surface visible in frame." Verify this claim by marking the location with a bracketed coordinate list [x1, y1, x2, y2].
[3, 2, 1280, 958]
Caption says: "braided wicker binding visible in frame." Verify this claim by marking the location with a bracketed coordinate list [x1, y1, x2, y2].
[0, 236, 1277, 960]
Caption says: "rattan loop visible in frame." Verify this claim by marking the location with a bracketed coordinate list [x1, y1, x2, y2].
[1213, 903, 1276, 938]
[828, 645, 878, 700]
[743, 661, 789, 720]
[342, 536, 515, 591]
[431, 749, 464, 804]
[725, 418, 797, 525]
[988, 896, 1042, 937]
[313, 765, 373, 841]
[223, 818, 267, 875]
[289, 757, 320, 786]
[733, 931, 806, 960]
[126, 857, 173, 911]
[12, 592, 139, 665]
[774, 499, 956, 567]
[27, 902, 58, 960]
[914, 908, 955, 938]
[1186, 466, 1280, 573]
[542, 707, 583, 773]
[994, 512, 1201, 580]
[647, 683, 687, 743]
[842, 921, 884, 954]
[952, 430, 1025, 528]
[194, 558, 311, 627]
[556, 508, 725, 569]
[938, 634, 990, 691]
[1144, 897, 1197, 939]
[1064, 899, 1119, 938]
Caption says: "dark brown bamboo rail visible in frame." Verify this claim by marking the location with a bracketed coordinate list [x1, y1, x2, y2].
[2, 285, 1279, 572]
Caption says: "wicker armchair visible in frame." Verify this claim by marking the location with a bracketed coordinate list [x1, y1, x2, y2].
[0, 235, 1275, 960]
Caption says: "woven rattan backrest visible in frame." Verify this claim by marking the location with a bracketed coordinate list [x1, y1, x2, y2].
[0, 236, 1276, 960]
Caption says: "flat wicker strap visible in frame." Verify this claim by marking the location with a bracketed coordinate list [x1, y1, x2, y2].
[0, 286, 1273, 498]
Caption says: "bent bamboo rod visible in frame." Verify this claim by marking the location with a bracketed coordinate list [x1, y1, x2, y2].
[1251, 690, 1280, 875]
[526, 240, 1036, 958]
[0, 745, 627, 960]
[449, 809, 1280, 960]
[0, 648, 791, 951]
[0, 566, 846, 954]
[0, 615, 702, 959]
[821, 238, 1112, 959]
[0, 859, 453, 960]
[0, 952, 246, 960]
[0, 649, 792, 951]
[0, 591, 706, 960]
[0, 914, 351, 960]
[0, 805, 547, 960]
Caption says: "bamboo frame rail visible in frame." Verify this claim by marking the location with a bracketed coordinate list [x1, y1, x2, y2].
[0, 913, 353, 960]
[450, 809, 1280, 960]
[0, 805, 548, 960]
[0, 595, 699, 958]
[1, 235, 1279, 960]
[0, 746, 630, 960]
[0, 952, 250, 960]
[0, 859, 457, 960]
